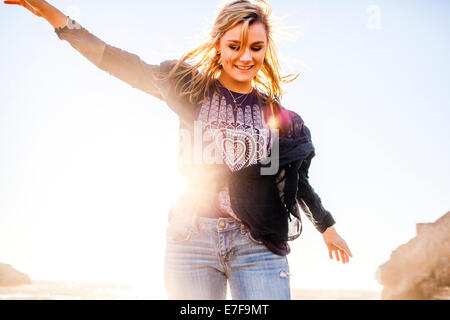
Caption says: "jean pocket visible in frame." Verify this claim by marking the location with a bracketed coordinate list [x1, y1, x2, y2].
[166, 222, 192, 244]
[242, 228, 264, 245]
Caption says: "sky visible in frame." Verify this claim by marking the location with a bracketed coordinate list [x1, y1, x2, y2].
[1, 0, 449, 298]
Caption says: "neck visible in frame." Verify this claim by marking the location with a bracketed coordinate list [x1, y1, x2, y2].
[217, 75, 253, 94]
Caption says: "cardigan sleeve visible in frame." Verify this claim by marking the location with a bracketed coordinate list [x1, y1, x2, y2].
[296, 155, 336, 233]
[54, 18, 176, 102]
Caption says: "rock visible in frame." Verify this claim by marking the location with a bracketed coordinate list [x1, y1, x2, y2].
[376, 212, 450, 300]
[0, 263, 32, 287]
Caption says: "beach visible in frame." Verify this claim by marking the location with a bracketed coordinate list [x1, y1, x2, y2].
[0, 280, 381, 300]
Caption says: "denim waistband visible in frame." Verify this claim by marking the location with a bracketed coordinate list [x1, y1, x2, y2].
[196, 216, 244, 232]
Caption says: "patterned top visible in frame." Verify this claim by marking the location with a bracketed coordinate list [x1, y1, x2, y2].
[183, 83, 272, 219]
[194, 84, 271, 172]
[54, 19, 336, 250]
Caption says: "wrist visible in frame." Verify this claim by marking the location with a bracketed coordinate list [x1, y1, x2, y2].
[323, 226, 336, 235]
[35, 0, 49, 15]
[40, 1, 67, 29]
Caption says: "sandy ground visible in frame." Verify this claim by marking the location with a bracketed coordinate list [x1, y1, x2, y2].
[0, 280, 381, 300]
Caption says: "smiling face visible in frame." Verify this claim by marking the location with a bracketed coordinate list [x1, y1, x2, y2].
[216, 22, 268, 93]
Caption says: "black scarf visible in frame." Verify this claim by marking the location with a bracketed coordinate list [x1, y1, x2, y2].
[228, 102, 315, 243]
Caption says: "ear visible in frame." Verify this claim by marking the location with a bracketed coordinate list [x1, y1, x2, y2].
[215, 42, 221, 54]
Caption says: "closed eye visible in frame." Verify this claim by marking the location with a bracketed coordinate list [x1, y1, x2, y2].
[229, 46, 263, 51]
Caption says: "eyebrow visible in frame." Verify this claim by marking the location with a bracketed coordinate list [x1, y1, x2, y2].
[226, 40, 265, 45]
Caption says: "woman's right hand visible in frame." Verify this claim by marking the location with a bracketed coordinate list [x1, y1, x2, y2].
[4, 0, 67, 29]
[3, 0, 46, 17]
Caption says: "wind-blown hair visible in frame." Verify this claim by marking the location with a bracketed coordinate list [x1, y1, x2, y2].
[160, 0, 299, 106]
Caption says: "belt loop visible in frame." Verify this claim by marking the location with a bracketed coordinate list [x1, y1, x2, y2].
[192, 214, 200, 233]
[240, 223, 247, 234]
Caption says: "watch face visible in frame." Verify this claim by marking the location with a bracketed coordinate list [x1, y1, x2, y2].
[67, 17, 82, 30]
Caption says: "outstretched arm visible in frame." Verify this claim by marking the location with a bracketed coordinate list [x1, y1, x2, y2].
[4, 0, 173, 102]
[297, 157, 353, 264]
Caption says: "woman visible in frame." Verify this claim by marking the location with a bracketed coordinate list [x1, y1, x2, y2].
[4, 0, 352, 300]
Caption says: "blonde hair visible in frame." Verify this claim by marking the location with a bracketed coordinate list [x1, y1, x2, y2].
[160, 0, 299, 107]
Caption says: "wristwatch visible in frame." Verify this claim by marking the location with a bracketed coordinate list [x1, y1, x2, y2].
[65, 16, 82, 30]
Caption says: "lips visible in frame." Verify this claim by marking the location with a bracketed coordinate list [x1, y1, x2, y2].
[234, 65, 254, 71]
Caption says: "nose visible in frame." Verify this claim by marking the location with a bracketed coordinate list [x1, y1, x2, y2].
[238, 48, 253, 63]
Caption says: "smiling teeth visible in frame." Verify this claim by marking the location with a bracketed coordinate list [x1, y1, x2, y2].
[235, 65, 252, 70]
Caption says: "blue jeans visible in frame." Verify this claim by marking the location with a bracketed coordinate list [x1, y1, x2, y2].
[164, 217, 291, 300]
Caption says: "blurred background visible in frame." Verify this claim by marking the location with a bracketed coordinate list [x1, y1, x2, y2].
[1, 0, 449, 299]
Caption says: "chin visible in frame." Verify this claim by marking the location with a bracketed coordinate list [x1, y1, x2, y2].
[232, 77, 253, 83]
[222, 66, 257, 84]
[231, 73, 255, 83]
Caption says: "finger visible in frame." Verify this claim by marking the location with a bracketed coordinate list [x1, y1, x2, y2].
[4, 1, 22, 5]
[336, 250, 344, 263]
[334, 241, 353, 259]
[342, 250, 348, 264]
[328, 249, 333, 260]
[334, 250, 340, 262]
[341, 244, 352, 259]
[341, 250, 348, 264]
[338, 250, 345, 264]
